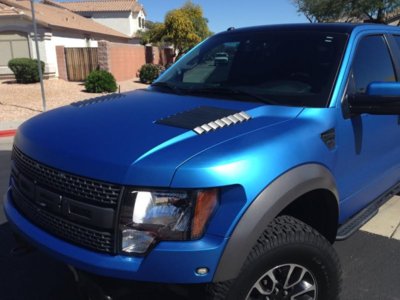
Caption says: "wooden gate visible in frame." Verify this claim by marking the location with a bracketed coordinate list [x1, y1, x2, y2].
[65, 47, 98, 81]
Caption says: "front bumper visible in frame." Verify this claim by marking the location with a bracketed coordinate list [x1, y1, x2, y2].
[4, 189, 228, 284]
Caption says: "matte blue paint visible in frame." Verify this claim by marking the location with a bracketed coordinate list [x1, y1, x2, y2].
[4, 190, 227, 283]
[5, 23, 400, 283]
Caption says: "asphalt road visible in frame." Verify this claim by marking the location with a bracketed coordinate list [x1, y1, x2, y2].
[1, 137, 400, 300]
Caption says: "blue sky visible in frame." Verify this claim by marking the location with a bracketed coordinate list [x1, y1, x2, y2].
[139, 0, 309, 33]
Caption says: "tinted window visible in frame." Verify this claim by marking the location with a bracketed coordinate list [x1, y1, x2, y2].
[392, 35, 400, 50]
[154, 31, 348, 107]
[352, 36, 396, 94]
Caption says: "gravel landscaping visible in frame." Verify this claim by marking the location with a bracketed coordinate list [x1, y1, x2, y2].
[0, 79, 148, 122]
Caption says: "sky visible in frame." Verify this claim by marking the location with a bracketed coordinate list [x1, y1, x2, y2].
[139, 0, 309, 33]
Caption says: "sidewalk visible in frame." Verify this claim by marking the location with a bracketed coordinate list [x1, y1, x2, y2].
[0, 120, 23, 137]
[361, 195, 400, 240]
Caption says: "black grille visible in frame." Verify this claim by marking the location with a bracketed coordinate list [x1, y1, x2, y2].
[12, 147, 121, 206]
[12, 186, 114, 253]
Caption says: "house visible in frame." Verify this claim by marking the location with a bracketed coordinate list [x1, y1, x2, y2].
[43, 0, 146, 41]
[0, 0, 130, 79]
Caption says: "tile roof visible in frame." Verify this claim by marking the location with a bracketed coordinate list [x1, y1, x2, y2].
[45, 0, 145, 14]
[0, 0, 130, 39]
[0, 2, 21, 16]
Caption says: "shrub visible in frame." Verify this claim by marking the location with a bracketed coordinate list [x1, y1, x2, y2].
[139, 64, 165, 84]
[85, 70, 117, 93]
[165, 62, 174, 69]
[8, 58, 45, 84]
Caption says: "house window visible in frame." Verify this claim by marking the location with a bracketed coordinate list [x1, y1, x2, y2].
[138, 17, 142, 28]
[0, 32, 30, 66]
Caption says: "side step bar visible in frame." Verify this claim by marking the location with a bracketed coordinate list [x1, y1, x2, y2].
[336, 182, 400, 241]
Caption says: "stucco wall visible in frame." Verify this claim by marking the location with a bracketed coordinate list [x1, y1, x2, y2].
[89, 11, 132, 37]
[0, 18, 100, 78]
[98, 41, 173, 81]
[108, 42, 145, 81]
[130, 10, 146, 36]
[81, 10, 146, 38]
[0, 17, 41, 78]
[0, 14, 130, 80]
[52, 33, 98, 48]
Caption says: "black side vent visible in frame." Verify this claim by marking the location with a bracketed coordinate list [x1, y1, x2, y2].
[321, 128, 336, 150]
[71, 94, 125, 108]
[156, 106, 251, 135]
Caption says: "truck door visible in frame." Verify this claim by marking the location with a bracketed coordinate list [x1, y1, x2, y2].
[335, 34, 400, 221]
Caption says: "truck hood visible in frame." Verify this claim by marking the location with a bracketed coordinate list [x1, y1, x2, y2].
[14, 90, 303, 186]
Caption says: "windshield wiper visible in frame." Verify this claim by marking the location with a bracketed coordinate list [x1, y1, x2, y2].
[150, 81, 184, 95]
[186, 87, 276, 105]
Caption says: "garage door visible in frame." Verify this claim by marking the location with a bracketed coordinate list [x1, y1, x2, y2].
[0, 32, 30, 66]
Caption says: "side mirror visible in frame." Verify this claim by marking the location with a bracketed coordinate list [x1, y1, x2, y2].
[348, 82, 400, 115]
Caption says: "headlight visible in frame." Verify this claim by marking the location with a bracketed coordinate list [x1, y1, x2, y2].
[119, 188, 218, 255]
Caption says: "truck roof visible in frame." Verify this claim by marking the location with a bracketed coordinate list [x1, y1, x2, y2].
[218, 23, 400, 35]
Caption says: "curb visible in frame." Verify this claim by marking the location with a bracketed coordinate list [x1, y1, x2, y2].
[0, 129, 17, 138]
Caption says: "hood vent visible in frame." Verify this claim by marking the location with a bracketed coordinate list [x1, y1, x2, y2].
[156, 106, 251, 135]
[71, 94, 125, 108]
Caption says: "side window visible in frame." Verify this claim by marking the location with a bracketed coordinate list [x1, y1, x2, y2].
[392, 35, 400, 50]
[351, 36, 396, 94]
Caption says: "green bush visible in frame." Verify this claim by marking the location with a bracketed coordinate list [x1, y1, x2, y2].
[85, 70, 117, 93]
[8, 58, 45, 84]
[139, 64, 165, 84]
[165, 62, 174, 69]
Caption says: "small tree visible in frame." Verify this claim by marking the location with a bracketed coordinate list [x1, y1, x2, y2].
[164, 9, 200, 59]
[138, 21, 166, 46]
[139, 2, 211, 59]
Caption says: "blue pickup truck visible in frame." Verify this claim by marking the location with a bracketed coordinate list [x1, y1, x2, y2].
[4, 23, 400, 300]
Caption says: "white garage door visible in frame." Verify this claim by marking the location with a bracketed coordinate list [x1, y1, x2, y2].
[0, 32, 30, 66]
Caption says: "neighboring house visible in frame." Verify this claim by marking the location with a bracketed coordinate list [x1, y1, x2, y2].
[0, 0, 129, 79]
[44, 0, 146, 41]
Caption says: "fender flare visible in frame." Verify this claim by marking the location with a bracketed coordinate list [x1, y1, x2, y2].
[213, 163, 338, 282]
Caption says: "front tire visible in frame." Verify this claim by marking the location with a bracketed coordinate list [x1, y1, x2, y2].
[207, 215, 342, 300]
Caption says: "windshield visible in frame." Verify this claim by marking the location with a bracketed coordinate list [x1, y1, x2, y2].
[153, 30, 348, 107]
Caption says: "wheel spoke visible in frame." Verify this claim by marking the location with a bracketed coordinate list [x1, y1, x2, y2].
[253, 281, 270, 295]
[267, 269, 279, 291]
[283, 264, 295, 289]
[284, 266, 307, 289]
[291, 282, 316, 300]
[246, 270, 277, 298]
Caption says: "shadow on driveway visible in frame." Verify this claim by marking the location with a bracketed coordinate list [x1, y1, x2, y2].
[0, 222, 78, 300]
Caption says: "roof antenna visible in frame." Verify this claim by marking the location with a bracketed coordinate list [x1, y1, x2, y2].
[227, 27, 235, 31]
